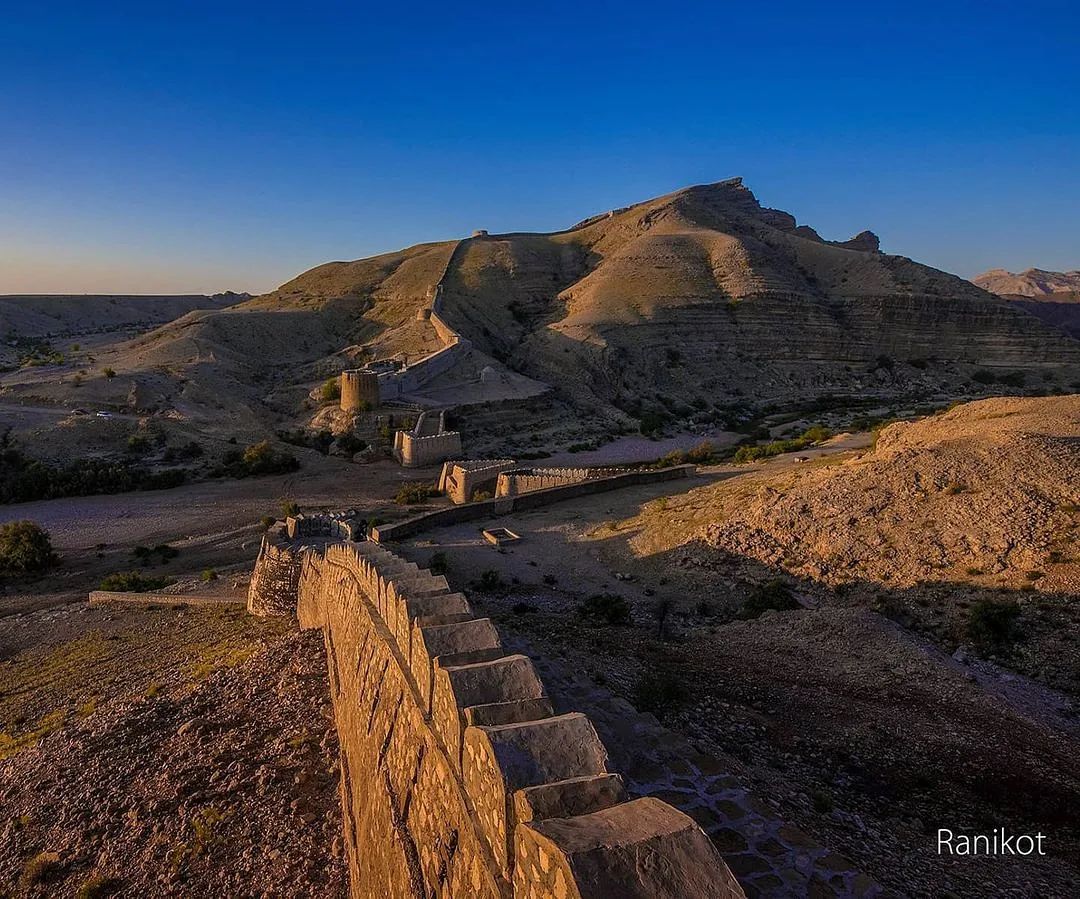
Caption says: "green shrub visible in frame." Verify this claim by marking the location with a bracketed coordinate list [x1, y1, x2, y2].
[739, 580, 799, 619]
[200, 568, 218, 583]
[238, 441, 299, 477]
[966, 599, 1021, 649]
[733, 424, 831, 463]
[100, 571, 175, 592]
[577, 593, 632, 626]
[476, 569, 503, 592]
[75, 874, 122, 899]
[998, 371, 1026, 388]
[0, 520, 59, 576]
[429, 551, 449, 575]
[396, 481, 433, 505]
[280, 500, 300, 518]
[320, 377, 341, 402]
[21, 851, 61, 888]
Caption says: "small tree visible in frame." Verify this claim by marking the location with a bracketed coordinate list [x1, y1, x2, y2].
[320, 377, 341, 402]
[0, 520, 59, 576]
[103, 367, 117, 379]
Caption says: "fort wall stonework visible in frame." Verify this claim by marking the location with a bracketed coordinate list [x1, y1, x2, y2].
[439, 459, 518, 503]
[394, 411, 463, 468]
[496, 467, 629, 498]
[269, 539, 744, 898]
[247, 536, 304, 617]
[340, 370, 381, 412]
[372, 465, 695, 543]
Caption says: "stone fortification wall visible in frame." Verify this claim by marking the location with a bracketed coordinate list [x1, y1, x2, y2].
[372, 465, 695, 543]
[439, 459, 518, 504]
[247, 536, 304, 617]
[340, 369, 381, 412]
[394, 411, 463, 468]
[286, 513, 362, 541]
[291, 540, 744, 898]
[496, 466, 629, 498]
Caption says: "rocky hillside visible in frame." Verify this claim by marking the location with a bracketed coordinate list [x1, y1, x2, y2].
[973, 267, 1080, 297]
[435, 180, 1080, 419]
[6, 183, 1080, 455]
[972, 268, 1080, 341]
[630, 395, 1080, 591]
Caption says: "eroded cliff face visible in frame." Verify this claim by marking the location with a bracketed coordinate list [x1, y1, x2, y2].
[260, 540, 745, 899]
[434, 180, 1080, 413]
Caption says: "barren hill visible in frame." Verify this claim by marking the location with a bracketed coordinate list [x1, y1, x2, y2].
[973, 267, 1080, 297]
[628, 395, 1080, 592]
[4, 182, 1080, 459]
[972, 268, 1080, 341]
[430, 180, 1080, 416]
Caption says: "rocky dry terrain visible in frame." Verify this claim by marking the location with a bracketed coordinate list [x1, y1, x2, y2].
[973, 268, 1080, 298]
[5, 182, 1080, 469]
[620, 396, 1080, 694]
[0, 603, 345, 898]
[973, 268, 1080, 340]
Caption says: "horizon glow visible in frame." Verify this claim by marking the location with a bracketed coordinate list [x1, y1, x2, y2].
[2, 1, 1078, 295]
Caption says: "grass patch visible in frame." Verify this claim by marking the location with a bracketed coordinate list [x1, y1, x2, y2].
[100, 571, 175, 592]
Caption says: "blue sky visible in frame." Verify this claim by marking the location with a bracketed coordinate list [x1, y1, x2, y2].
[1, 1, 1077, 294]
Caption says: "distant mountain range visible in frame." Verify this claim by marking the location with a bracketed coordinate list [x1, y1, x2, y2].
[972, 268, 1080, 339]
[972, 268, 1080, 298]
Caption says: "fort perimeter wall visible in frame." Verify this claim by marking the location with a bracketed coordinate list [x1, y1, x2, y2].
[272, 538, 744, 898]
[372, 464, 696, 543]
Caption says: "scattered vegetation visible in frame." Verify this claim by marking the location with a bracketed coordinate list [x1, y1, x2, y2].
[1, 429, 187, 503]
[99, 571, 175, 592]
[632, 656, 688, 721]
[733, 424, 831, 463]
[132, 543, 179, 566]
[577, 593, 632, 626]
[215, 441, 299, 478]
[972, 369, 1026, 388]
[75, 874, 122, 899]
[395, 481, 433, 505]
[428, 551, 449, 575]
[739, 580, 800, 619]
[319, 377, 341, 402]
[966, 598, 1021, 650]
[476, 569, 503, 592]
[280, 500, 300, 518]
[200, 568, 218, 583]
[0, 520, 59, 576]
[20, 850, 62, 889]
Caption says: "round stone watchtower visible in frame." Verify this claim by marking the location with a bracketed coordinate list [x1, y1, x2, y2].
[340, 369, 380, 412]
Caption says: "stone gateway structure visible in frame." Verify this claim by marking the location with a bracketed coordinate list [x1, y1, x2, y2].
[250, 538, 745, 898]
[393, 410, 463, 468]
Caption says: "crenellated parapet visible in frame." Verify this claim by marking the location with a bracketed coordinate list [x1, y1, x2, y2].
[287, 540, 745, 898]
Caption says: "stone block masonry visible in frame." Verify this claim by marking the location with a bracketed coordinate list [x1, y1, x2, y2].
[496, 466, 629, 498]
[393, 410, 463, 468]
[372, 464, 696, 543]
[261, 538, 745, 898]
[439, 459, 518, 504]
[247, 536, 304, 617]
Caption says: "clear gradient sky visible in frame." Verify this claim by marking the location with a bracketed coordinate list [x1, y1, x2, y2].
[2, 1, 1078, 295]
